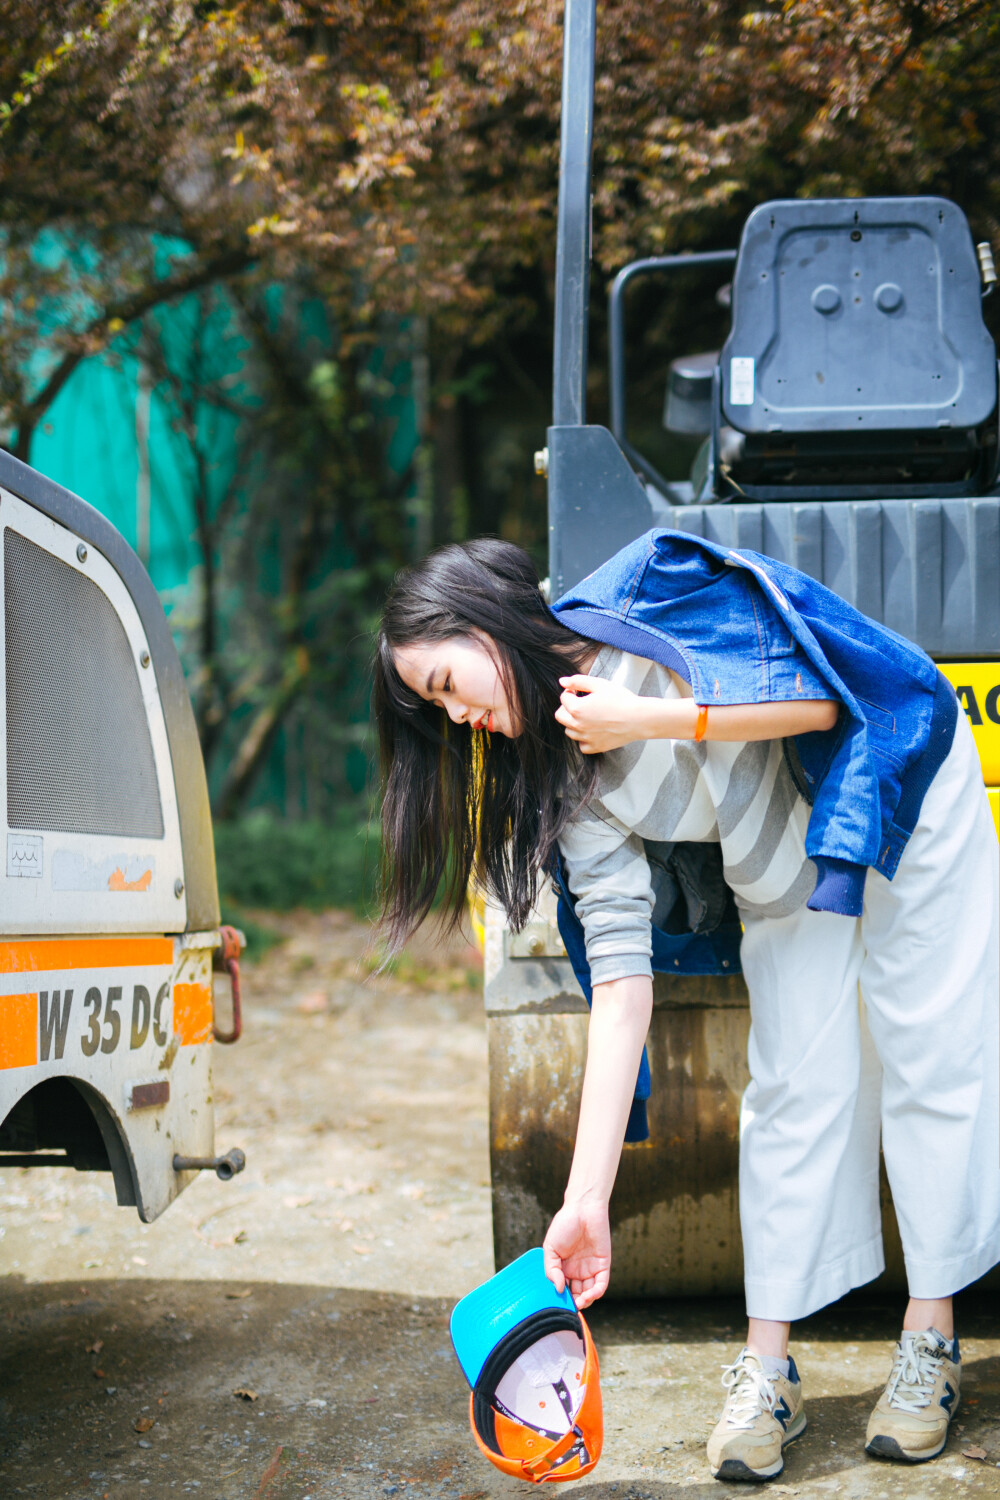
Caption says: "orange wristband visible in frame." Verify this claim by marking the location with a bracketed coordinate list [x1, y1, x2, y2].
[694, 704, 709, 742]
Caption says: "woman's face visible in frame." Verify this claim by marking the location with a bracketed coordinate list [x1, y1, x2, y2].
[393, 635, 519, 737]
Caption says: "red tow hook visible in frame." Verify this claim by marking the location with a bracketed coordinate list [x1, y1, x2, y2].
[213, 925, 245, 1043]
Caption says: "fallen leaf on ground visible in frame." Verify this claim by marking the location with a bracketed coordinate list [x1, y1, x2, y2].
[963, 1447, 988, 1461]
[257, 1443, 283, 1494]
[86, 1339, 104, 1354]
[134, 1417, 155, 1433]
[93, 1369, 106, 1379]
[234, 1386, 259, 1401]
[296, 991, 328, 1014]
[226, 1289, 253, 1299]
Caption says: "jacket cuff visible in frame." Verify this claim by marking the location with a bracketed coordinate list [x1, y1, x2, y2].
[624, 1098, 650, 1144]
[807, 857, 866, 917]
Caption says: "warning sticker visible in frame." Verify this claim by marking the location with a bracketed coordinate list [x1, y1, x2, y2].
[730, 357, 755, 406]
[8, 834, 42, 879]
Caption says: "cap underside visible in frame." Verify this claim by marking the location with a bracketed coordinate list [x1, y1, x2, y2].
[494, 1329, 587, 1436]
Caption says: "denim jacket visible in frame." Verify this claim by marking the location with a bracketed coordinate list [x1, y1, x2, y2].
[551, 528, 957, 919]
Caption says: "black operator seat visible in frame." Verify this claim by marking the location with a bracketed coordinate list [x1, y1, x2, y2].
[716, 197, 999, 498]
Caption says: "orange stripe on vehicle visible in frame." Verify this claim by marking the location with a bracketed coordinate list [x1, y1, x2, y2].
[173, 982, 213, 1046]
[0, 993, 38, 1069]
[0, 938, 173, 975]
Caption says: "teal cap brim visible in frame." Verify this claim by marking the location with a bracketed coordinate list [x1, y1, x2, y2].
[450, 1247, 577, 1389]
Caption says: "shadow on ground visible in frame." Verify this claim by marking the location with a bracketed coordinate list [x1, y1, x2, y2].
[2, 1280, 1000, 1499]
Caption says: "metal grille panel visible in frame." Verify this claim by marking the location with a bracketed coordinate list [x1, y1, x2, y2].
[5, 528, 164, 836]
[666, 498, 1000, 659]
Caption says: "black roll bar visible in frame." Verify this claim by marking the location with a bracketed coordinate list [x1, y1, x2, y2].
[551, 0, 596, 429]
[607, 252, 737, 496]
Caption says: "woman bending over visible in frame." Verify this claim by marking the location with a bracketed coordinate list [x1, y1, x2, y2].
[374, 529, 1000, 1483]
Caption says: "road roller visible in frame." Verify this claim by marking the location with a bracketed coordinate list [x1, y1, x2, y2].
[485, 0, 1000, 1295]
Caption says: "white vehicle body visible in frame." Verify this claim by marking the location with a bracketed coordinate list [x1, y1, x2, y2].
[0, 452, 234, 1220]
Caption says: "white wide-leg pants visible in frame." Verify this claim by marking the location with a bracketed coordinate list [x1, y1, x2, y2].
[738, 711, 1000, 1322]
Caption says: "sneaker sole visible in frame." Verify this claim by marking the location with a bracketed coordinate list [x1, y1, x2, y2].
[711, 1412, 807, 1483]
[865, 1432, 948, 1464]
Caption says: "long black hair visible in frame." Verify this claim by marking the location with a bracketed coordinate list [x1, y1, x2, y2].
[374, 537, 598, 952]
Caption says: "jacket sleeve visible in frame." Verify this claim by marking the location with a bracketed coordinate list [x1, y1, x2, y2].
[557, 803, 654, 984]
[730, 552, 882, 911]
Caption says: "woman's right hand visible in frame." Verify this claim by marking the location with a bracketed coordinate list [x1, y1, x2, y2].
[542, 1196, 612, 1309]
[556, 675, 652, 754]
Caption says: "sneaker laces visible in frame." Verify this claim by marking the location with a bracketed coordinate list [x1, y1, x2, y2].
[720, 1352, 779, 1430]
[884, 1332, 948, 1414]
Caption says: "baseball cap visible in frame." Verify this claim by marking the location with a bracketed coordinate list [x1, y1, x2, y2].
[450, 1248, 603, 1483]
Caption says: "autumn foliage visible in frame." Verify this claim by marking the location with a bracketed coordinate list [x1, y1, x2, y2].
[0, 0, 997, 818]
[2, 0, 999, 445]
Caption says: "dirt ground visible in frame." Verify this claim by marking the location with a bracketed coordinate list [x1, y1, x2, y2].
[2, 910, 1000, 1500]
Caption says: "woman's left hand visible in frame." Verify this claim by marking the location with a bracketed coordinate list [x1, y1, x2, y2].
[555, 675, 649, 754]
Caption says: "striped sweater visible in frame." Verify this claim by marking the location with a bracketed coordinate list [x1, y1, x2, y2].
[558, 647, 817, 984]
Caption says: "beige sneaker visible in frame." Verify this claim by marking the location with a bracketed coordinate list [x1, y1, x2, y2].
[865, 1329, 961, 1463]
[707, 1349, 806, 1482]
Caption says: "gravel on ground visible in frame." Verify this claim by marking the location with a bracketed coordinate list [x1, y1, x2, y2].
[2, 911, 999, 1499]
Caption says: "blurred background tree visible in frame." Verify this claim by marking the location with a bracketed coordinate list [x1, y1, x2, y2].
[1, 0, 998, 907]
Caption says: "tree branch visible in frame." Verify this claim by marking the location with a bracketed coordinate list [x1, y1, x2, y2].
[215, 647, 311, 819]
[11, 246, 253, 459]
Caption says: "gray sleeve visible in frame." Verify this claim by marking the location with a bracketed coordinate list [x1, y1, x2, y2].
[558, 802, 654, 985]
[588, 951, 653, 985]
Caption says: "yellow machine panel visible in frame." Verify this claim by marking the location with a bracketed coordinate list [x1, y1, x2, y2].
[938, 662, 1000, 783]
[937, 663, 1000, 840]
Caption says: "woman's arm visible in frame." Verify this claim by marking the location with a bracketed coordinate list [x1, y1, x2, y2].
[556, 674, 839, 756]
[542, 974, 653, 1308]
